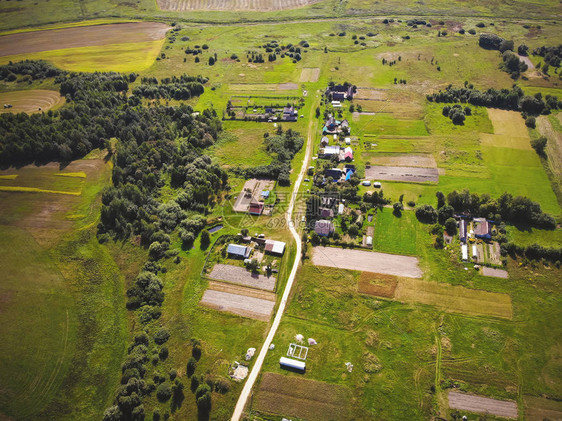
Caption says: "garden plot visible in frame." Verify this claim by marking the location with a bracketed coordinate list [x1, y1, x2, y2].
[209, 263, 276, 291]
[448, 391, 518, 419]
[311, 246, 422, 278]
[481, 267, 509, 279]
[299, 68, 320, 82]
[0, 22, 169, 57]
[158, 0, 323, 11]
[254, 372, 352, 421]
[364, 165, 439, 183]
[200, 287, 275, 321]
[366, 154, 437, 168]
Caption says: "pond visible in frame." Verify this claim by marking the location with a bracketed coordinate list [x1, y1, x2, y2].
[208, 224, 224, 233]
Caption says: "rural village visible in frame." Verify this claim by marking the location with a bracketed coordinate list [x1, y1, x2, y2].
[0, 2, 561, 421]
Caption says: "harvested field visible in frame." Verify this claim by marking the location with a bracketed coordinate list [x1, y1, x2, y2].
[357, 272, 398, 298]
[200, 289, 275, 321]
[311, 246, 422, 278]
[396, 278, 513, 319]
[157, 0, 323, 11]
[448, 391, 518, 419]
[299, 68, 320, 83]
[481, 109, 531, 150]
[209, 263, 276, 291]
[207, 281, 276, 301]
[355, 88, 387, 100]
[525, 395, 562, 421]
[366, 154, 437, 168]
[481, 266, 509, 279]
[364, 165, 439, 182]
[537, 115, 562, 186]
[0, 90, 65, 114]
[255, 372, 352, 421]
[232, 178, 275, 212]
[0, 22, 169, 57]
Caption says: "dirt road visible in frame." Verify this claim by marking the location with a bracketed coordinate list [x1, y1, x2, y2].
[230, 93, 318, 421]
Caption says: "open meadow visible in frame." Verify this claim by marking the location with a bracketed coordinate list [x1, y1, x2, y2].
[0, 4, 561, 421]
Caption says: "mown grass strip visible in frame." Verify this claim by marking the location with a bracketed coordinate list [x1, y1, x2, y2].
[0, 175, 18, 180]
[54, 172, 87, 178]
[0, 186, 81, 195]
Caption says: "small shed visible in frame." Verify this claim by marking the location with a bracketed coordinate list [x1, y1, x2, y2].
[338, 203, 345, 214]
[320, 136, 329, 146]
[373, 182, 382, 188]
[366, 236, 373, 246]
[261, 190, 270, 199]
[461, 244, 468, 261]
[279, 357, 306, 373]
[472, 245, 478, 259]
[345, 137, 351, 145]
[265, 239, 286, 256]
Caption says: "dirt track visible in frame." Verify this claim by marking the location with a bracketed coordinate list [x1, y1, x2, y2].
[209, 263, 276, 291]
[448, 391, 518, 419]
[311, 246, 422, 278]
[365, 165, 439, 182]
[0, 22, 169, 57]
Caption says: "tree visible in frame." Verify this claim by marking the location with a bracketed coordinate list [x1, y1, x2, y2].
[444, 217, 457, 235]
[310, 231, 320, 246]
[436, 191, 445, 209]
[156, 382, 172, 402]
[438, 205, 454, 225]
[200, 229, 210, 249]
[525, 116, 536, 128]
[531, 136, 547, 156]
[392, 202, 403, 216]
[415, 204, 437, 223]
[186, 357, 197, 377]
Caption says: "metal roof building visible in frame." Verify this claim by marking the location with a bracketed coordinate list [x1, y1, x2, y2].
[279, 357, 306, 373]
[264, 239, 286, 256]
[227, 244, 251, 259]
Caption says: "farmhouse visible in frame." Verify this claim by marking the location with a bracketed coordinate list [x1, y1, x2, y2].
[314, 219, 335, 237]
[249, 202, 264, 215]
[343, 146, 353, 162]
[326, 84, 355, 101]
[282, 106, 298, 122]
[473, 218, 492, 240]
[228, 244, 251, 259]
[264, 239, 286, 256]
[319, 207, 334, 218]
[320, 136, 329, 146]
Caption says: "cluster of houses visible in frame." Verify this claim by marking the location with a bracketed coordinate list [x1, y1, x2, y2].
[458, 217, 493, 261]
[228, 103, 300, 122]
[248, 189, 272, 216]
[311, 195, 350, 238]
[325, 84, 355, 101]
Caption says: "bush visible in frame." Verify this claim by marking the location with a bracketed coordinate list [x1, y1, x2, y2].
[415, 204, 437, 223]
[525, 116, 536, 128]
[407, 200, 416, 207]
[531, 136, 547, 156]
[444, 217, 457, 235]
[192, 343, 202, 360]
[156, 382, 172, 402]
[154, 328, 170, 345]
[479, 33, 504, 50]
[468, 28, 476, 35]
[159, 346, 169, 360]
[186, 357, 197, 377]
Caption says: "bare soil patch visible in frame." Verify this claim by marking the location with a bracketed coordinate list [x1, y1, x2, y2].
[208, 281, 276, 301]
[200, 289, 275, 321]
[255, 372, 352, 421]
[0, 22, 169, 57]
[519, 55, 535, 69]
[364, 165, 439, 182]
[157, 0, 323, 12]
[208, 263, 276, 291]
[448, 391, 518, 419]
[481, 266, 508, 279]
[357, 272, 398, 298]
[278, 82, 298, 90]
[367, 154, 437, 168]
[232, 178, 274, 212]
[311, 246, 422, 278]
[0, 90, 64, 114]
[299, 68, 320, 83]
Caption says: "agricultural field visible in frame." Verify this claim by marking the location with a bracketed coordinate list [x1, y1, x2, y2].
[0, 4, 561, 421]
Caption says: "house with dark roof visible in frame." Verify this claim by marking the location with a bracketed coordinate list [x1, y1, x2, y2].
[324, 168, 343, 180]
[227, 244, 251, 259]
[282, 106, 298, 122]
[314, 220, 335, 237]
[249, 202, 264, 215]
[319, 208, 334, 218]
[473, 218, 491, 240]
[459, 219, 467, 243]
[320, 136, 329, 146]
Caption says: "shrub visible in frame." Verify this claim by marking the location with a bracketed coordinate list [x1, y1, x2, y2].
[186, 357, 197, 377]
[479, 33, 504, 50]
[159, 346, 169, 360]
[156, 382, 172, 402]
[525, 116, 536, 128]
[415, 204, 437, 223]
[154, 328, 170, 345]
[531, 136, 547, 156]
[468, 29, 476, 35]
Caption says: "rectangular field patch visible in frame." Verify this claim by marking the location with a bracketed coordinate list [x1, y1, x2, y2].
[208, 263, 276, 291]
[395, 278, 512, 319]
[364, 165, 439, 182]
[448, 391, 518, 419]
[199, 288, 275, 321]
[525, 395, 562, 421]
[299, 68, 320, 82]
[365, 154, 437, 168]
[255, 372, 352, 421]
[311, 246, 422, 278]
[481, 266, 509, 279]
[357, 272, 398, 298]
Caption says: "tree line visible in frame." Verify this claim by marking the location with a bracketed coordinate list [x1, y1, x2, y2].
[132, 74, 207, 100]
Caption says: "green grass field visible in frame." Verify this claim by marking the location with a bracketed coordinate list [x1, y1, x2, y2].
[372, 208, 419, 255]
